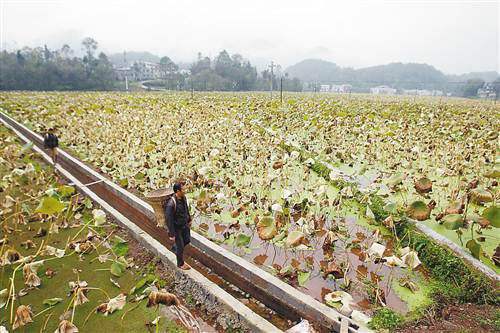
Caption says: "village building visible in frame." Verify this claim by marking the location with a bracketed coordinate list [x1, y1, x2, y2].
[370, 85, 397, 95]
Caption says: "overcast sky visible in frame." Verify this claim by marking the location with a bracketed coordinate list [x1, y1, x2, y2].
[1, 0, 498, 73]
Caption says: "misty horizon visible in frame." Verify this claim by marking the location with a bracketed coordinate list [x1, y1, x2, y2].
[1, 0, 499, 75]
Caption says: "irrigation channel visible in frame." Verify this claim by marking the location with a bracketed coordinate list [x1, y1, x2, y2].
[0, 111, 365, 332]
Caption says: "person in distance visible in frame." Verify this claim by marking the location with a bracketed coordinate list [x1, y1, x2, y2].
[43, 127, 59, 166]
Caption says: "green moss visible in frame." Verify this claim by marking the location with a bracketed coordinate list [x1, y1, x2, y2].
[391, 275, 433, 314]
[368, 308, 404, 331]
[396, 222, 498, 305]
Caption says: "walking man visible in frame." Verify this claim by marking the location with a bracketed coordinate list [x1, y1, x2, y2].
[165, 182, 192, 270]
[43, 127, 59, 165]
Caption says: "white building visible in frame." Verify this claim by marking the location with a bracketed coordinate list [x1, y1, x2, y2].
[320, 84, 330, 92]
[370, 85, 397, 95]
[477, 87, 496, 99]
[330, 84, 352, 93]
[131, 61, 163, 81]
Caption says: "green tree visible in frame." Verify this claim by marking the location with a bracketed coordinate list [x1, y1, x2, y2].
[462, 79, 485, 97]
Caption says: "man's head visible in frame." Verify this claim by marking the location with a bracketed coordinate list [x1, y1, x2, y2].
[173, 182, 184, 198]
[48, 128, 55, 134]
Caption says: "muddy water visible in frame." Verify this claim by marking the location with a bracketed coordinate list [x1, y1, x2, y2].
[194, 213, 410, 316]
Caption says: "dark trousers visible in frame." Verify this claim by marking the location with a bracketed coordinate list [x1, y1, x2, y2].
[172, 226, 191, 267]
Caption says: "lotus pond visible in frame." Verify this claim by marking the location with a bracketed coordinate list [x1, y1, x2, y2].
[0, 91, 498, 322]
[0, 126, 208, 332]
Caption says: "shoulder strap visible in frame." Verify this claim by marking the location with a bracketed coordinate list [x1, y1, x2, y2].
[171, 196, 176, 213]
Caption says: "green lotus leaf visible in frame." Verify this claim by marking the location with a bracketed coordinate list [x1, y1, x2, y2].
[235, 233, 251, 247]
[442, 214, 464, 230]
[482, 206, 499, 228]
[386, 173, 405, 188]
[110, 261, 126, 277]
[43, 297, 63, 306]
[298, 271, 311, 287]
[57, 185, 75, 197]
[35, 196, 66, 216]
[466, 239, 482, 259]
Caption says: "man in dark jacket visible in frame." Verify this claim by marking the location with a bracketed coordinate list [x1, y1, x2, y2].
[43, 127, 59, 165]
[165, 182, 192, 270]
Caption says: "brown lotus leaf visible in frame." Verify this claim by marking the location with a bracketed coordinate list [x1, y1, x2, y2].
[322, 231, 337, 250]
[478, 218, 490, 228]
[4, 249, 21, 263]
[45, 268, 57, 278]
[291, 258, 301, 269]
[55, 320, 79, 333]
[231, 209, 240, 218]
[34, 227, 47, 238]
[272, 160, 284, 169]
[12, 304, 33, 330]
[406, 201, 431, 221]
[414, 177, 432, 194]
[493, 246, 500, 267]
[305, 256, 314, 267]
[444, 201, 464, 215]
[320, 260, 343, 279]
[24, 271, 41, 288]
[256, 216, 277, 240]
[147, 291, 180, 307]
[383, 216, 394, 228]
[214, 224, 226, 234]
[470, 189, 493, 205]
[253, 254, 268, 266]
[285, 230, 306, 247]
[467, 179, 479, 190]
[21, 240, 36, 249]
[96, 293, 126, 316]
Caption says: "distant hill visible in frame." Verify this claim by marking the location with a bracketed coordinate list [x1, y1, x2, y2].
[285, 59, 344, 83]
[285, 59, 498, 91]
[354, 63, 447, 89]
[108, 51, 161, 66]
[447, 71, 499, 83]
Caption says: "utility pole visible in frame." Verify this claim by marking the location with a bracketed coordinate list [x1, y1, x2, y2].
[280, 76, 283, 104]
[269, 61, 275, 99]
[123, 51, 129, 92]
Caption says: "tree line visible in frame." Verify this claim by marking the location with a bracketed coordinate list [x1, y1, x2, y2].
[146, 50, 302, 92]
[0, 38, 116, 91]
[0, 39, 302, 92]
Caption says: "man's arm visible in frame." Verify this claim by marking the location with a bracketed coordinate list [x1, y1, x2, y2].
[164, 199, 175, 237]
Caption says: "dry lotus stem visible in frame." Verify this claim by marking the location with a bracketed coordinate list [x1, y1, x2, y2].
[146, 291, 180, 307]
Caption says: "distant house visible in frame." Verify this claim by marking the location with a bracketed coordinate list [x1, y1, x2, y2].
[370, 85, 397, 95]
[477, 84, 497, 99]
[320, 84, 330, 92]
[330, 84, 352, 93]
[114, 66, 134, 81]
[132, 61, 163, 81]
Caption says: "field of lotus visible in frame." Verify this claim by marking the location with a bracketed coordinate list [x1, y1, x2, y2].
[0, 91, 498, 322]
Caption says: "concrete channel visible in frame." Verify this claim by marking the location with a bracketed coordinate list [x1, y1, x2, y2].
[0, 111, 364, 333]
